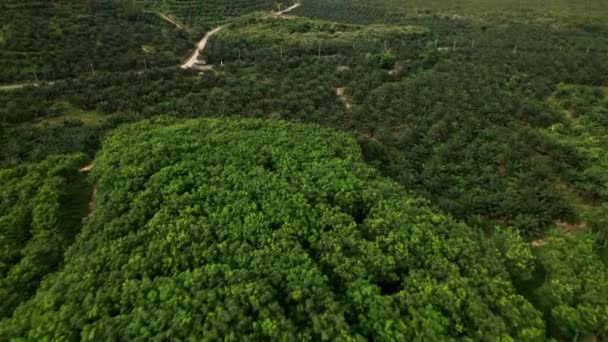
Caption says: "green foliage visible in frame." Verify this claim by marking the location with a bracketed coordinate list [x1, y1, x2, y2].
[487, 227, 536, 283]
[585, 204, 608, 247]
[0, 118, 544, 339]
[546, 85, 608, 201]
[1, 2, 608, 338]
[0, 0, 190, 82]
[2, 5, 606, 235]
[0, 108, 131, 169]
[368, 52, 397, 69]
[293, 0, 608, 27]
[205, 15, 426, 64]
[533, 232, 608, 339]
[0, 153, 89, 319]
[543, 84, 608, 245]
[199, 6, 607, 236]
[138, 0, 293, 30]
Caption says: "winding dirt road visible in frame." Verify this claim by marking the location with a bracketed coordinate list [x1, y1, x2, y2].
[180, 2, 301, 70]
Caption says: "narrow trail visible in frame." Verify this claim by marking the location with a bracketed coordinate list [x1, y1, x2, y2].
[80, 161, 97, 215]
[157, 12, 182, 29]
[180, 26, 224, 70]
[336, 87, 352, 111]
[529, 220, 588, 248]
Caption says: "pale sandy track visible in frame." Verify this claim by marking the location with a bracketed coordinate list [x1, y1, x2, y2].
[80, 161, 95, 173]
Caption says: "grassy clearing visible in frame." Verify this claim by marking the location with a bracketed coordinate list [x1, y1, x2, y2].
[33, 102, 107, 128]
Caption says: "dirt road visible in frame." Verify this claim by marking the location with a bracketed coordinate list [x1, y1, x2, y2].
[275, 3, 301, 16]
[180, 26, 224, 69]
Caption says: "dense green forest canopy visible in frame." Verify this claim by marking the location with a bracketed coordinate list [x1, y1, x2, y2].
[0, 118, 606, 339]
[1, 0, 608, 339]
[0, 118, 547, 339]
[533, 232, 608, 338]
[0, 154, 89, 320]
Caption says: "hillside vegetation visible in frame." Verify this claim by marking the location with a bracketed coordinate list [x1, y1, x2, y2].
[1, 0, 606, 236]
[292, 0, 608, 27]
[1, 0, 608, 339]
[1, 118, 605, 339]
[139, 0, 293, 29]
[0, 0, 190, 82]
[205, 14, 427, 64]
[0, 118, 545, 339]
[1, 0, 607, 237]
[0, 154, 89, 319]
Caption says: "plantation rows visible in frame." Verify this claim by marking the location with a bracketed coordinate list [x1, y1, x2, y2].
[0, 0, 190, 83]
[195, 12, 608, 75]
[137, 0, 293, 29]
[293, 0, 608, 26]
